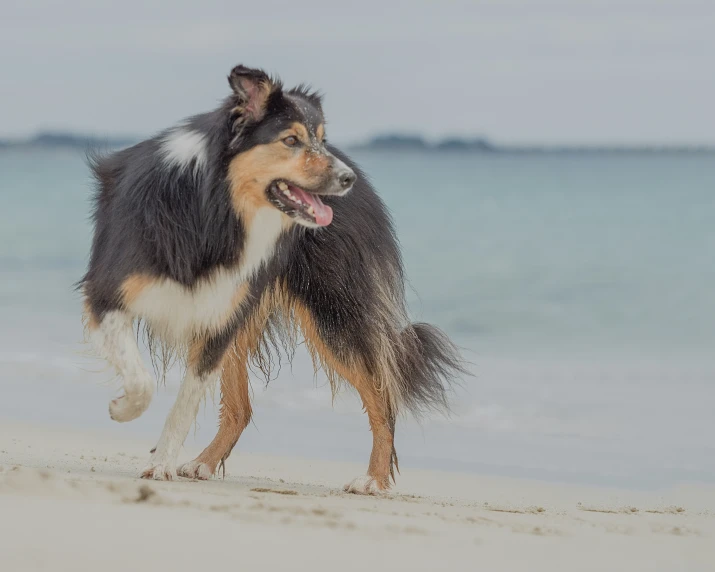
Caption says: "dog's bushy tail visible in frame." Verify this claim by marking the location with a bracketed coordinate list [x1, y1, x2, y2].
[390, 321, 467, 416]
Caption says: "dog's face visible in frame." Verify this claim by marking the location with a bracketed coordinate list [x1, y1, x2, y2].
[226, 65, 356, 228]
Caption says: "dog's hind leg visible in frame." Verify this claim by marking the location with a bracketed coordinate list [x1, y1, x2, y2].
[87, 308, 154, 423]
[341, 371, 397, 495]
[280, 262, 462, 494]
[289, 302, 398, 495]
[178, 335, 253, 480]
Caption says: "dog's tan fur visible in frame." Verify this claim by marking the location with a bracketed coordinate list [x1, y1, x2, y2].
[83, 300, 99, 331]
[120, 274, 155, 306]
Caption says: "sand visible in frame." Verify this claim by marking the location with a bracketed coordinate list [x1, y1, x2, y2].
[1, 420, 713, 571]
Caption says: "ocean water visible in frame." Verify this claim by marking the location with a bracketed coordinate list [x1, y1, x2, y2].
[1, 148, 714, 489]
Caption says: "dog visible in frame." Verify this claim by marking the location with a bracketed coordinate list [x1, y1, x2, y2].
[81, 64, 464, 494]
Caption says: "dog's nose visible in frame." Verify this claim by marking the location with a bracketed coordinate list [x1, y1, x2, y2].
[338, 169, 356, 190]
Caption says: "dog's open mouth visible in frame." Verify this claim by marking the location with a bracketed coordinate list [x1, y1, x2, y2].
[267, 180, 333, 226]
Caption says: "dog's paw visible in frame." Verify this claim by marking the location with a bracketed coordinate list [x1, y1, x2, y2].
[343, 475, 388, 496]
[177, 460, 215, 480]
[140, 464, 176, 481]
[109, 391, 151, 423]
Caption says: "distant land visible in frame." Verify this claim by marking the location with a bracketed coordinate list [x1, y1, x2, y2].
[350, 134, 497, 152]
[1, 131, 713, 154]
[349, 134, 715, 154]
[0, 132, 136, 150]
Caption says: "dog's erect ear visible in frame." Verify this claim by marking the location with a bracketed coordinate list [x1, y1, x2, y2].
[228, 65, 274, 123]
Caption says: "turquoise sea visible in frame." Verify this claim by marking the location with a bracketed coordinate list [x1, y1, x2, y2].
[1, 147, 714, 488]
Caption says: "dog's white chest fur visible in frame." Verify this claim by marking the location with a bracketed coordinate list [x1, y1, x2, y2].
[127, 208, 284, 341]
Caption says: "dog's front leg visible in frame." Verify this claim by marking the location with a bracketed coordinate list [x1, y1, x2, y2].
[141, 332, 233, 481]
[177, 331, 253, 480]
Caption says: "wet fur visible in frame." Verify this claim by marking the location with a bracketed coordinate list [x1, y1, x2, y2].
[80, 65, 465, 486]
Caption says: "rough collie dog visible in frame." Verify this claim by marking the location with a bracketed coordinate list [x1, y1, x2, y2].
[81, 65, 464, 494]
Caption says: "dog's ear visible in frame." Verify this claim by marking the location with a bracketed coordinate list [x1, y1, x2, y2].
[228, 65, 275, 123]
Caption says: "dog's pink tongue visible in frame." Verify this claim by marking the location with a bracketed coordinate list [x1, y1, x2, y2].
[291, 187, 333, 226]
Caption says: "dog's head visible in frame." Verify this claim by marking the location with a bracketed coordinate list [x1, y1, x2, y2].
[225, 65, 355, 228]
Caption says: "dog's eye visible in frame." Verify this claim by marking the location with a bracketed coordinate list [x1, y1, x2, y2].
[283, 136, 299, 147]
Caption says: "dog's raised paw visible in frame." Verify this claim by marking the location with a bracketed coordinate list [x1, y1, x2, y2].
[343, 476, 387, 496]
[177, 461, 214, 480]
[140, 464, 176, 481]
[109, 392, 151, 423]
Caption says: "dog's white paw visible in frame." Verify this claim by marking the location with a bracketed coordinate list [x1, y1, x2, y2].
[141, 464, 176, 481]
[109, 390, 151, 423]
[343, 475, 388, 496]
[177, 461, 214, 480]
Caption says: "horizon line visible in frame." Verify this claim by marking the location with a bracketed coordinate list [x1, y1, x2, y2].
[1, 130, 714, 151]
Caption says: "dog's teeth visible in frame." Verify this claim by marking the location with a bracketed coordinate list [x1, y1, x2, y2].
[282, 189, 290, 196]
[307, 206, 314, 215]
[277, 182, 288, 191]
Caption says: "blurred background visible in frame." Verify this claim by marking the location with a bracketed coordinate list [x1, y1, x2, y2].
[1, 0, 714, 488]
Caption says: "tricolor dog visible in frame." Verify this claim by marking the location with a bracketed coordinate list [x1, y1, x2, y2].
[81, 65, 464, 494]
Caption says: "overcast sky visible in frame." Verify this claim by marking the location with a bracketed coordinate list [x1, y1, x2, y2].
[2, 0, 714, 144]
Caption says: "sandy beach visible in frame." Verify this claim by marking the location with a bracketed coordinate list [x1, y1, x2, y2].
[1, 420, 713, 571]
